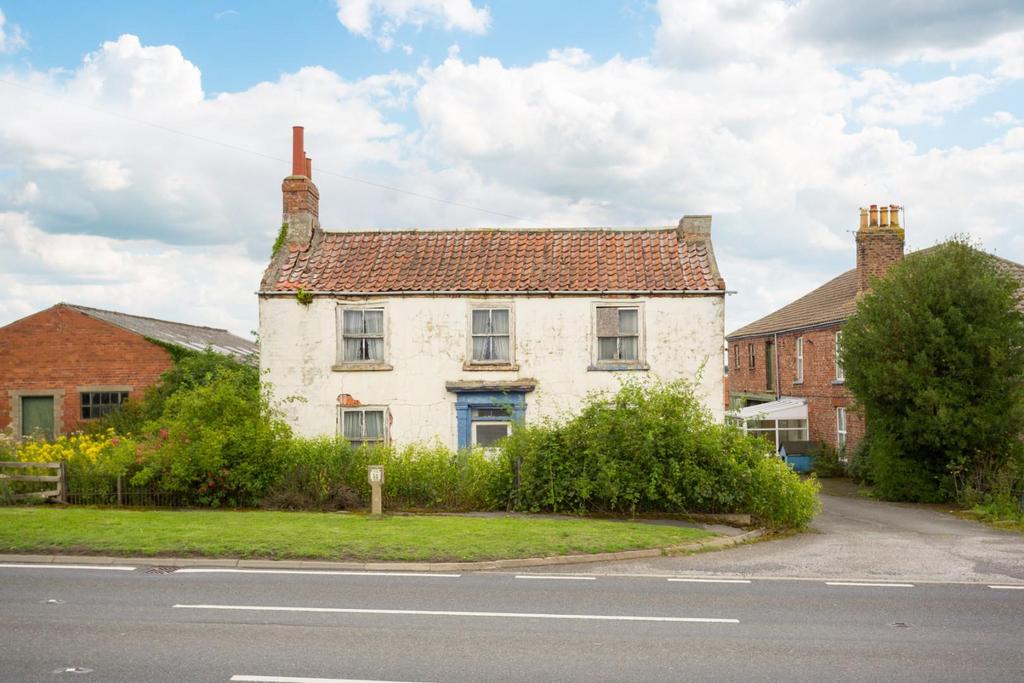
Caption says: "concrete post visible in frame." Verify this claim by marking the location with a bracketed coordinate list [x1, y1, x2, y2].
[368, 465, 384, 518]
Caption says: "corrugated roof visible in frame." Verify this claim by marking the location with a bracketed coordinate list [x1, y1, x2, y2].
[728, 247, 1024, 340]
[65, 304, 258, 360]
[263, 228, 725, 294]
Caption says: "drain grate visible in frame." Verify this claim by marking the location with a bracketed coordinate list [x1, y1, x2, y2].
[145, 566, 179, 574]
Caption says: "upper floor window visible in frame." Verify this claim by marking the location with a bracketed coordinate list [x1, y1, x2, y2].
[733, 344, 740, 370]
[748, 343, 756, 369]
[834, 331, 845, 382]
[795, 336, 804, 383]
[471, 307, 511, 363]
[341, 307, 385, 363]
[340, 407, 388, 447]
[596, 305, 640, 362]
[80, 391, 129, 420]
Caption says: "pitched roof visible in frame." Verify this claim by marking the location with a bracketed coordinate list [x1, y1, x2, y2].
[64, 304, 258, 360]
[727, 248, 1024, 340]
[263, 228, 725, 294]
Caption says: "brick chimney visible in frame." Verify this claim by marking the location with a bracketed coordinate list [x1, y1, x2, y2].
[856, 203, 904, 293]
[678, 215, 712, 240]
[281, 126, 319, 249]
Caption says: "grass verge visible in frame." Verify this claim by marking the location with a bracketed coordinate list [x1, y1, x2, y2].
[955, 506, 1024, 534]
[0, 507, 714, 562]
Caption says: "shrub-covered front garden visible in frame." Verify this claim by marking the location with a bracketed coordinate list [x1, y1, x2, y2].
[1, 350, 820, 530]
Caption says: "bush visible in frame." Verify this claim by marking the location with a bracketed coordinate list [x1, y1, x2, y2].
[811, 444, 848, 478]
[14, 430, 137, 498]
[130, 364, 292, 507]
[501, 379, 820, 528]
[842, 238, 1024, 502]
[263, 438, 508, 511]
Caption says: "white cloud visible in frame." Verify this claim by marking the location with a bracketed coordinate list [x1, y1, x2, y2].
[0, 8, 26, 53]
[984, 111, 1023, 126]
[1, 8, 1023, 337]
[335, 0, 490, 50]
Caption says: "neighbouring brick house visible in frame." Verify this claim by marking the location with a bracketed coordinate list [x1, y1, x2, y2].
[0, 304, 257, 440]
[726, 204, 1024, 456]
[260, 127, 727, 448]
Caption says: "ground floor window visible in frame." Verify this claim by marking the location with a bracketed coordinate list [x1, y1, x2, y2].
[836, 407, 847, 460]
[80, 391, 129, 420]
[340, 407, 388, 447]
[472, 415, 512, 448]
[451, 388, 530, 450]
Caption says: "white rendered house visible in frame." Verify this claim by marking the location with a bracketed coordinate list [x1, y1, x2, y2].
[259, 127, 728, 449]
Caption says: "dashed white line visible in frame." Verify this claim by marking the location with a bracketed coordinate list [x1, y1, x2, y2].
[231, 677, 434, 683]
[514, 574, 596, 581]
[668, 578, 752, 584]
[988, 585, 1024, 590]
[174, 604, 738, 624]
[0, 564, 136, 571]
[825, 582, 914, 588]
[176, 569, 460, 578]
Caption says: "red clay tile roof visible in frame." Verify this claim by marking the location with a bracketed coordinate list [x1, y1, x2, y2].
[728, 248, 1024, 340]
[264, 229, 725, 294]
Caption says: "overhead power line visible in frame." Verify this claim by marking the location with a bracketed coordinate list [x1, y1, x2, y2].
[0, 77, 526, 221]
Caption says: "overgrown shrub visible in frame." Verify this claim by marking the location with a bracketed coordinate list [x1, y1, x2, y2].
[501, 379, 820, 528]
[262, 438, 508, 511]
[14, 430, 137, 498]
[812, 444, 848, 478]
[130, 364, 292, 507]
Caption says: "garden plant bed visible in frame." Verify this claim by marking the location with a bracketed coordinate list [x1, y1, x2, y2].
[0, 507, 715, 562]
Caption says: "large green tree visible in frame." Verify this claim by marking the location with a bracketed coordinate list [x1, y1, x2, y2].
[843, 240, 1024, 501]
[842, 238, 1024, 501]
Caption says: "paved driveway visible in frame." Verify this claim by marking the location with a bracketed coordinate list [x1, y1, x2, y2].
[526, 485, 1024, 583]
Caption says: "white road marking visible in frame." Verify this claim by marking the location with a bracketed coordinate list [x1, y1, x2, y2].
[176, 569, 460, 578]
[0, 563, 135, 571]
[668, 578, 752, 584]
[231, 676, 434, 683]
[514, 574, 596, 581]
[175, 604, 738, 624]
[825, 582, 914, 588]
[988, 585, 1024, 590]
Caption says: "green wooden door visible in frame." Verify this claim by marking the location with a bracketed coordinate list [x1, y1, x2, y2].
[21, 396, 55, 440]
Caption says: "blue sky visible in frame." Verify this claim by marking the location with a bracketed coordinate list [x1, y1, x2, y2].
[0, 1, 1022, 337]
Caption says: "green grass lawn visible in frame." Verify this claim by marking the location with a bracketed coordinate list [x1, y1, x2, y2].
[0, 507, 713, 561]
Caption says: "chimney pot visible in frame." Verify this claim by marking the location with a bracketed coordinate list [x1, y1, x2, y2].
[305, 156, 312, 180]
[890, 204, 900, 228]
[292, 126, 305, 176]
[859, 208, 868, 230]
[869, 204, 879, 227]
[879, 205, 889, 227]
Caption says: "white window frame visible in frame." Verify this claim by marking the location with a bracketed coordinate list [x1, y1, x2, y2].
[466, 302, 515, 366]
[471, 420, 512, 449]
[836, 407, 847, 459]
[336, 303, 390, 368]
[338, 406, 389, 446]
[834, 330, 845, 382]
[592, 302, 646, 366]
[795, 336, 804, 384]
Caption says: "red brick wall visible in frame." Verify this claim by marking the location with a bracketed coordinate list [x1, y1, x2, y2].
[728, 324, 864, 452]
[0, 305, 173, 436]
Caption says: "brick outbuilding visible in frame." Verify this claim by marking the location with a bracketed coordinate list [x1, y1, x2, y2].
[0, 304, 257, 440]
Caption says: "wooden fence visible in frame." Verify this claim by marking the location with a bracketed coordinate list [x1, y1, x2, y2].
[0, 461, 66, 502]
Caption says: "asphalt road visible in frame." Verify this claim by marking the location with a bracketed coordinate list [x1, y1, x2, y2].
[1, 563, 1021, 682]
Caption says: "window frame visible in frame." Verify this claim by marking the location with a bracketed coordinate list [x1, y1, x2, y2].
[795, 336, 804, 384]
[834, 330, 845, 382]
[79, 390, 130, 420]
[471, 420, 512, 449]
[733, 344, 740, 370]
[334, 303, 391, 371]
[592, 302, 646, 369]
[748, 343, 756, 370]
[338, 406, 390, 447]
[836, 406, 848, 459]
[466, 302, 515, 367]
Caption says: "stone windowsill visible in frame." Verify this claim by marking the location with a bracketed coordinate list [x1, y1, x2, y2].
[462, 362, 520, 372]
[331, 362, 394, 372]
[832, 379, 845, 385]
[587, 362, 650, 372]
[792, 380, 804, 385]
